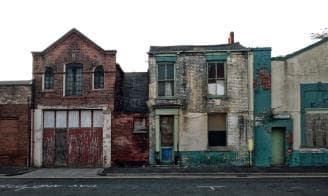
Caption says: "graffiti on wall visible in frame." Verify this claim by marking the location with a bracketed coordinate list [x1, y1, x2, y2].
[254, 68, 271, 90]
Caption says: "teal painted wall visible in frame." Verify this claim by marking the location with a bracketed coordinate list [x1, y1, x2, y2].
[179, 151, 249, 167]
[253, 48, 273, 167]
[289, 151, 328, 166]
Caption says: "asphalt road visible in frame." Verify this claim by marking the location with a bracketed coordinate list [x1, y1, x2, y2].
[0, 178, 327, 196]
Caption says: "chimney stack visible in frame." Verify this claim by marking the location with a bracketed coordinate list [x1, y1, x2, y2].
[228, 31, 234, 44]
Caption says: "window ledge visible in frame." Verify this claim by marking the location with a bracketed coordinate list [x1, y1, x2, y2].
[207, 95, 228, 99]
[133, 131, 148, 134]
[42, 89, 55, 92]
[156, 97, 177, 100]
[93, 88, 104, 91]
[206, 146, 233, 151]
[63, 96, 83, 99]
[299, 147, 328, 152]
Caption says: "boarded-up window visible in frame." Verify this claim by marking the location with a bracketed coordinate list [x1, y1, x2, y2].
[68, 111, 79, 128]
[208, 62, 225, 96]
[304, 111, 328, 148]
[44, 111, 55, 128]
[134, 117, 147, 133]
[81, 110, 92, 127]
[93, 110, 103, 127]
[208, 113, 227, 146]
[158, 63, 174, 97]
[56, 111, 67, 128]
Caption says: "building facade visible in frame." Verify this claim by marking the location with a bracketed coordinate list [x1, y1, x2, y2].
[147, 36, 264, 166]
[268, 38, 328, 166]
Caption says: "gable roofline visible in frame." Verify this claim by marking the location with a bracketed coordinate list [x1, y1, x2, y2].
[31, 28, 116, 55]
[272, 37, 328, 61]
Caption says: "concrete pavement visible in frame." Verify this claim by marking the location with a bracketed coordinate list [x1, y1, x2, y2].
[1, 166, 328, 178]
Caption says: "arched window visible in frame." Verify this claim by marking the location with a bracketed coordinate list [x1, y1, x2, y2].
[94, 66, 104, 89]
[44, 67, 54, 89]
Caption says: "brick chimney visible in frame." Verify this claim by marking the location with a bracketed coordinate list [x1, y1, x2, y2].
[228, 31, 234, 44]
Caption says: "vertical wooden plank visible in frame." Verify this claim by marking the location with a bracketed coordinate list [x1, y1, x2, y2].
[55, 129, 67, 166]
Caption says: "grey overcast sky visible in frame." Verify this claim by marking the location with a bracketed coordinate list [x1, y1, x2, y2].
[0, 0, 327, 80]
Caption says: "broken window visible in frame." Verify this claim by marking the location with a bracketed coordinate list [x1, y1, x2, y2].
[208, 62, 225, 96]
[65, 64, 83, 96]
[208, 113, 227, 146]
[133, 117, 147, 133]
[44, 67, 54, 89]
[304, 111, 328, 148]
[94, 66, 104, 89]
[158, 63, 174, 97]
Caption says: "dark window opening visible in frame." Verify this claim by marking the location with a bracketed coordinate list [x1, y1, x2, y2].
[94, 66, 104, 89]
[44, 67, 54, 89]
[65, 64, 83, 96]
[208, 113, 227, 146]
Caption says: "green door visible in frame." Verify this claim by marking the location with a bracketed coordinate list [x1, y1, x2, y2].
[271, 128, 285, 165]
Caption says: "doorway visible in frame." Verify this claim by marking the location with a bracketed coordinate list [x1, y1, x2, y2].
[160, 116, 174, 163]
[271, 127, 285, 165]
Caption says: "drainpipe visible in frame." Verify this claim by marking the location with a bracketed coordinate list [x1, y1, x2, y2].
[247, 52, 254, 167]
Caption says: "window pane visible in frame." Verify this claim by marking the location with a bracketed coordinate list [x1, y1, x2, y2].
[158, 64, 165, 80]
[217, 63, 224, 79]
[65, 67, 73, 95]
[208, 63, 216, 79]
[166, 64, 174, 80]
[305, 112, 328, 147]
[134, 117, 147, 132]
[45, 68, 54, 89]
[56, 111, 67, 128]
[94, 66, 104, 89]
[81, 110, 91, 127]
[68, 110, 79, 128]
[93, 110, 104, 128]
[75, 67, 83, 95]
[208, 83, 216, 95]
[44, 111, 55, 128]
[208, 132, 227, 146]
[216, 80, 225, 95]
[158, 81, 165, 96]
[165, 81, 174, 96]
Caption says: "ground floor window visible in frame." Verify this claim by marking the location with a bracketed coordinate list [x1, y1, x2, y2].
[208, 113, 227, 146]
[304, 111, 328, 148]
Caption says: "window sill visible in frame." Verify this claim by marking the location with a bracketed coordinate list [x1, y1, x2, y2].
[133, 131, 148, 134]
[207, 95, 228, 99]
[93, 88, 104, 91]
[42, 89, 55, 92]
[206, 146, 233, 151]
[156, 96, 177, 100]
[63, 96, 83, 99]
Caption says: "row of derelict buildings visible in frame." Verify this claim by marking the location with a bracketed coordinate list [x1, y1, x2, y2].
[0, 29, 327, 168]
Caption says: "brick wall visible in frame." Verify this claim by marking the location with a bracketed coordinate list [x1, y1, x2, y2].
[32, 30, 117, 109]
[112, 113, 148, 166]
[0, 83, 31, 166]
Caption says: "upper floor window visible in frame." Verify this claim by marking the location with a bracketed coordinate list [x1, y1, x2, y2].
[94, 66, 104, 89]
[157, 63, 174, 97]
[208, 62, 225, 96]
[44, 67, 54, 89]
[65, 64, 83, 96]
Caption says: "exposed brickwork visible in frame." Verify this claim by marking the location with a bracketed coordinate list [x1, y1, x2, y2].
[0, 84, 31, 166]
[32, 29, 117, 109]
[112, 113, 149, 166]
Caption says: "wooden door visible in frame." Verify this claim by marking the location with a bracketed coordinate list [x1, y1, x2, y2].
[271, 128, 285, 165]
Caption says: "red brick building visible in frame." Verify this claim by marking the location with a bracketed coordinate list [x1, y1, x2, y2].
[0, 81, 31, 167]
[31, 29, 148, 167]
